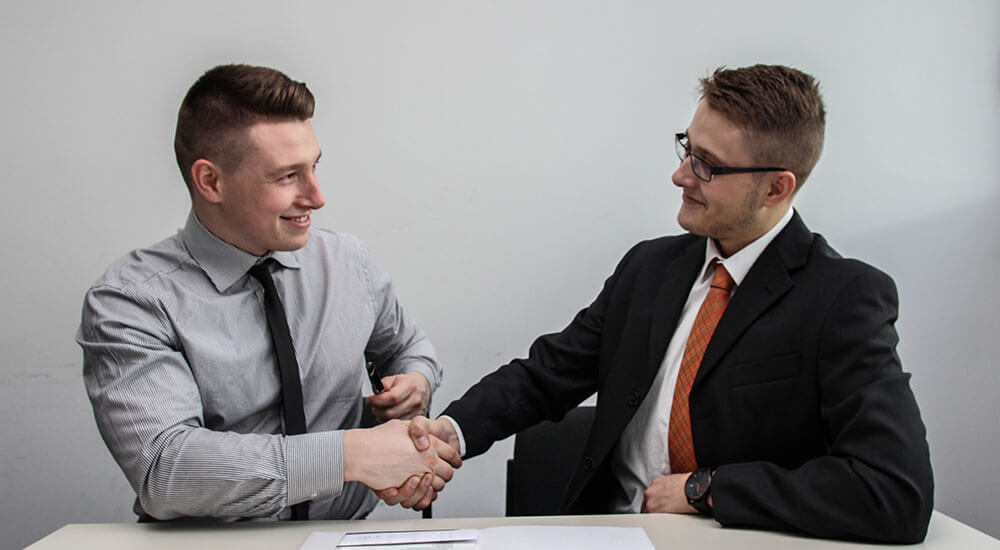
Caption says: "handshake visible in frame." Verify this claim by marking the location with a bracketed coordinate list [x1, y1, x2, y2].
[344, 416, 461, 511]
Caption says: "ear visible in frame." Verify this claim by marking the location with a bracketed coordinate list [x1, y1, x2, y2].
[190, 159, 224, 204]
[763, 170, 797, 207]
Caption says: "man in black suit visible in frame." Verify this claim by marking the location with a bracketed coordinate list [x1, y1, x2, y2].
[384, 64, 933, 543]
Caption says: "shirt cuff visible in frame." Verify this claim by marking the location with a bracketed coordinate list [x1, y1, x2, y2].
[285, 431, 343, 506]
[438, 415, 467, 457]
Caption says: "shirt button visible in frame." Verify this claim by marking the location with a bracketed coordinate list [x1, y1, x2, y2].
[583, 457, 594, 471]
[626, 391, 639, 406]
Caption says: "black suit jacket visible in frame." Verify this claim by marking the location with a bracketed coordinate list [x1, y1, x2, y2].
[443, 212, 933, 543]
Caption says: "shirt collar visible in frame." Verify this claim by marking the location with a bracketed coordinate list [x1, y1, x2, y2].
[699, 207, 795, 287]
[180, 210, 303, 293]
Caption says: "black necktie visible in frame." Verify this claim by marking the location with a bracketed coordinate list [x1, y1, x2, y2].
[249, 260, 309, 520]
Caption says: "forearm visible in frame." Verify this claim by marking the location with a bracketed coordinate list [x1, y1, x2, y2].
[123, 423, 344, 520]
[443, 326, 600, 458]
[712, 453, 931, 543]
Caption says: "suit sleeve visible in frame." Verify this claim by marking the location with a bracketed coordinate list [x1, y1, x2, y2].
[711, 268, 934, 543]
[442, 242, 646, 458]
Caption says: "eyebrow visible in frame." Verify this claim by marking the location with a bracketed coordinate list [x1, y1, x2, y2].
[686, 131, 726, 166]
[269, 150, 323, 178]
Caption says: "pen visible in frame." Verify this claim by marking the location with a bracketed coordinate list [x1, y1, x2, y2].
[366, 361, 385, 394]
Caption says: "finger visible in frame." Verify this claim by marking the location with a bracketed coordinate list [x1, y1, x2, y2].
[408, 417, 432, 451]
[377, 374, 410, 395]
[401, 473, 434, 509]
[378, 489, 404, 506]
[369, 395, 416, 423]
[398, 475, 425, 506]
[414, 489, 437, 511]
[384, 475, 422, 506]
[399, 481, 424, 509]
[433, 436, 462, 468]
[430, 457, 454, 482]
[430, 474, 446, 492]
[429, 418, 460, 450]
[382, 396, 426, 421]
[376, 487, 399, 504]
[366, 388, 404, 408]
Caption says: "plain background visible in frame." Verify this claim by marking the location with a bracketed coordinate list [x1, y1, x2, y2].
[2, 1, 998, 548]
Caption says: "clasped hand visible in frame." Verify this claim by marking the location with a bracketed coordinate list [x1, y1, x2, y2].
[373, 416, 461, 510]
[344, 418, 461, 510]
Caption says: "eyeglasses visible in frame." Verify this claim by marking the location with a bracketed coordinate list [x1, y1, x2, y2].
[675, 132, 788, 182]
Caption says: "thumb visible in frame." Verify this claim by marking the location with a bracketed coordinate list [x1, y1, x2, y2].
[408, 416, 432, 451]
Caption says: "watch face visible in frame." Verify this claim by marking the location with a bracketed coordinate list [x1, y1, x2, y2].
[686, 469, 711, 500]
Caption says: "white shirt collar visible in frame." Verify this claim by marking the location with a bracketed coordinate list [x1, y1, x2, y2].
[181, 210, 303, 293]
[699, 207, 795, 287]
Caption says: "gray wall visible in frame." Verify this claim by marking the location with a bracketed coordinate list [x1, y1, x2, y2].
[2, 1, 997, 548]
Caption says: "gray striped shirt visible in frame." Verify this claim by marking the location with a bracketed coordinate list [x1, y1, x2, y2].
[77, 211, 441, 521]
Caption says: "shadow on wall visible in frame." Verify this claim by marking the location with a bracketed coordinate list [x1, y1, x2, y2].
[839, 194, 1000, 538]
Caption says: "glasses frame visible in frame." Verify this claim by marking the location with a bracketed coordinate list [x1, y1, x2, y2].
[675, 132, 789, 182]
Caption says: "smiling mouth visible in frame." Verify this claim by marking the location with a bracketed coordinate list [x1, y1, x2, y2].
[283, 213, 311, 223]
[682, 194, 705, 206]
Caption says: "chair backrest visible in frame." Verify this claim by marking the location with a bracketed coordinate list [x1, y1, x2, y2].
[505, 406, 595, 516]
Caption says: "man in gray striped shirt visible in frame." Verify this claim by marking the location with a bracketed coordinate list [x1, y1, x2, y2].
[77, 64, 458, 521]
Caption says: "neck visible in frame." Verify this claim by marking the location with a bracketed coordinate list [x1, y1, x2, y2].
[715, 204, 791, 257]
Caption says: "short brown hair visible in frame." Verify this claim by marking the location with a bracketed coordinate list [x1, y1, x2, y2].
[699, 65, 825, 188]
[174, 64, 315, 187]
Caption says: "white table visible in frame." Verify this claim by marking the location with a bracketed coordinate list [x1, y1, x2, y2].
[26, 511, 999, 549]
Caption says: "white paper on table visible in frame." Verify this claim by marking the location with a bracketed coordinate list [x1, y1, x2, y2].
[300, 529, 478, 550]
[300, 531, 347, 550]
[301, 525, 652, 550]
[479, 525, 654, 550]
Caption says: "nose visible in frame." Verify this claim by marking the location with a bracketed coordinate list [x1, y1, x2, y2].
[672, 156, 695, 188]
[300, 170, 326, 210]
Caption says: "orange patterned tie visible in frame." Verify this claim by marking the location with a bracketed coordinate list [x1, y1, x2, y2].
[667, 261, 735, 473]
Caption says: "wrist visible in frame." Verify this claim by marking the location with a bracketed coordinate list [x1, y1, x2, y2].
[437, 415, 466, 457]
[684, 467, 715, 515]
[342, 429, 366, 483]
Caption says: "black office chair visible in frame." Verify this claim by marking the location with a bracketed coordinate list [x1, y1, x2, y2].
[505, 406, 595, 516]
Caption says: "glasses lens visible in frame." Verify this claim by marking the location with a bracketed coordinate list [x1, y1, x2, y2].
[690, 155, 712, 182]
[675, 135, 687, 162]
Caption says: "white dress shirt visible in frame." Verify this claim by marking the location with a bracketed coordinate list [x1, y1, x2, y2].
[612, 207, 795, 512]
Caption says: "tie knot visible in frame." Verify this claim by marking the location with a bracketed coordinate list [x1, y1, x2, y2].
[710, 262, 735, 292]
[248, 259, 277, 285]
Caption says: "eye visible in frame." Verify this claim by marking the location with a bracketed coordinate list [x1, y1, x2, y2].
[279, 171, 298, 183]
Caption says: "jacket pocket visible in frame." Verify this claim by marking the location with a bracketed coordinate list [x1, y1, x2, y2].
[729, 353, 802, 388]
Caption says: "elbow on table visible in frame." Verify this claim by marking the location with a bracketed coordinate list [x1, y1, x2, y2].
[137, 472, 284, 521]
[864, 478, 934, 544]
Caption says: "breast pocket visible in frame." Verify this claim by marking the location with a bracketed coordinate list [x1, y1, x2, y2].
[729, 353, 803, 406]
[725, 353, 825, 464]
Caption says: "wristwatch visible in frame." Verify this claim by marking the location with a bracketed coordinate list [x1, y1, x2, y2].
[684, 467, 714, 515]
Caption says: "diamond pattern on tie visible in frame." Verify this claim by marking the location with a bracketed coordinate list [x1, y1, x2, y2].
[667, 261, 735, 474]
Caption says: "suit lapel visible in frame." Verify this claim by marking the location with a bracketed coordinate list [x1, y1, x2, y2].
[647, 238, 705, 376]
[692, 213, 814, 388]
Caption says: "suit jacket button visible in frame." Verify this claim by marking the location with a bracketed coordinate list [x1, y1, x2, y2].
[626, 391, 639, 406]
[583, 457, 594, 471]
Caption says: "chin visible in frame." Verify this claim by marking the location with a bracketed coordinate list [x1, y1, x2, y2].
[676, 214, 701, 236]
[274, 236, 310, 252]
